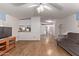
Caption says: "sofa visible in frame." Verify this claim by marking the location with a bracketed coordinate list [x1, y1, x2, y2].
[57, 32, 79, 56]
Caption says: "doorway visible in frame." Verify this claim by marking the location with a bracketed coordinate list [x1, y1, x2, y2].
[40, 21, 55, 40]
[46, 24, 55, 36]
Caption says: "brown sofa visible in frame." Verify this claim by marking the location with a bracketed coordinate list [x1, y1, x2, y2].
[57, 32, 79, 56]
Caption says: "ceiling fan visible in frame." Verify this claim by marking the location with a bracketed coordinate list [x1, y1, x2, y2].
[11, 3, 63, 13]
[11, 3, 63, 20]
[27, 3, 63, 13]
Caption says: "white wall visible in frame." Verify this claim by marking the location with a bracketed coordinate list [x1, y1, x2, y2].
[17, 16, 40, 40]
[55, 14, 79, 38]
[31, 17, 40, 40]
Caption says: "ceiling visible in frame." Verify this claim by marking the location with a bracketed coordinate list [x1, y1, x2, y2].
[0, 3, 79, 21]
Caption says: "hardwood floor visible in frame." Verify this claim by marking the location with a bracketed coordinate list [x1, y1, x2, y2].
[3, 35, 70, 56]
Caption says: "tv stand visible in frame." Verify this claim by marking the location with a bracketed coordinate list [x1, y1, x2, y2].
[0, 36, 16, 56]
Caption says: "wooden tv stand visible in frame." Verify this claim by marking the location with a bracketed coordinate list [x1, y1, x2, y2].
[0, 36, 16, 56]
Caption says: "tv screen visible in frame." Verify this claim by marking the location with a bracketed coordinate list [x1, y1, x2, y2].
[0, 27, 12, 39]
[0, 27, 4, 39]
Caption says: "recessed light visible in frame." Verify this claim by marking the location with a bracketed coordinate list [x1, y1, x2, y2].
[46, 20, 53, 23]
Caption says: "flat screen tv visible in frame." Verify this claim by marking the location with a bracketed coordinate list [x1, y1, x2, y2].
[0, 27, 12, 39]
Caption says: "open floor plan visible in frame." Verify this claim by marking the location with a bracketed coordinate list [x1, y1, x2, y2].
[0, 3, 79, 56]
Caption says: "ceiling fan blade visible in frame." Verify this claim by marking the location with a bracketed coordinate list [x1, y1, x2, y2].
[43, 5, 52, 11]
[37, 5, 44, 13]
[48, 3, 63, 10]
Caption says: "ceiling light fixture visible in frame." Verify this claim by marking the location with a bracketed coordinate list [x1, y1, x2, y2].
[46, 20, 53, 23]
[37, 4, 44, 13]
[27, 3, 62, 13]
[28, 3, 52, 13]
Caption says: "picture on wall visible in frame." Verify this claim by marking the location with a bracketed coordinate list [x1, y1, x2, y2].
[18, 25, 31, 32]
[26, 25, 31, 32]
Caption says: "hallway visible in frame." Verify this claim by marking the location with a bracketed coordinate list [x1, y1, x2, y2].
[3, 35, 70, 56]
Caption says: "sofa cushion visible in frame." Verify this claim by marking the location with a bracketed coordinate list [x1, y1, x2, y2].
[59, 39, 75, 47]
[67, 33, 79, 43]
[68, 44, 79, 56]
[58, 32, 79, 56]
[58, 39, 79, 55]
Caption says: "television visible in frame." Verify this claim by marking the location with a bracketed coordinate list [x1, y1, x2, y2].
[0, 27, 12, 39]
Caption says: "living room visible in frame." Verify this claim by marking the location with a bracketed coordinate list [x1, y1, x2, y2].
[0, 3, 79, 56]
